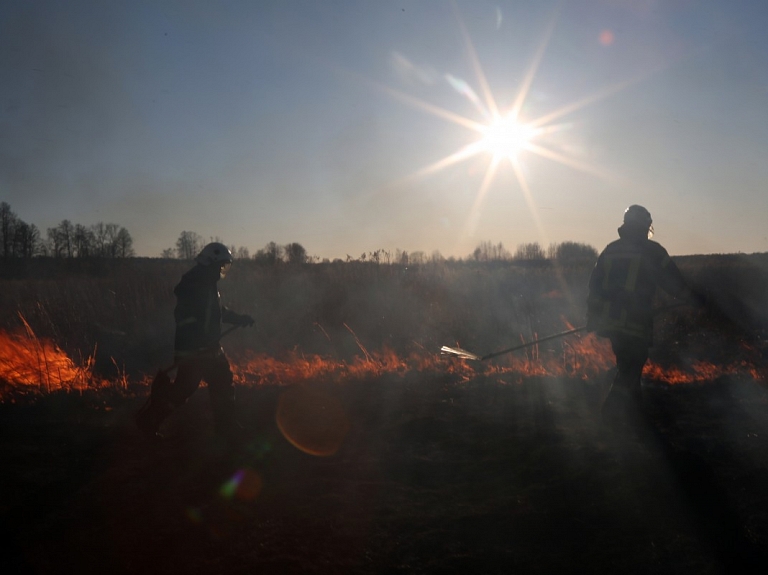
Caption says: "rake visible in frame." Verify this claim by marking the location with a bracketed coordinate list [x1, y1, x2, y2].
[441, 326, 587, 362]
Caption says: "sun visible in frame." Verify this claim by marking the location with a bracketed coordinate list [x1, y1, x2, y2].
[360, 6, 640, 245]
[478, 115, 538, 161]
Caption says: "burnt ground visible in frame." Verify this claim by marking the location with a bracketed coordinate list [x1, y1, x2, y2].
[1, 374, 768, 575]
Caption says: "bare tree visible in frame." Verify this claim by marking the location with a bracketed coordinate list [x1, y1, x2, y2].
[160, 247, 175, 258]
[0, 203, 41, 259]
[0, 202, 16, 259]
[73, 224, 95, 258]
[114, 227, 135, 257]
[105, 223, 122, 257]
[176, 231, 204, 260]
[92, 222, 110, 257]
[46, 220, 75, 258]
[513, 242, 546, 261]
[234, 246, 250, 259]
[13, 222, 40, 258]
[409, 251, 426, 265]
[254, 241, 283, 265]
[548, 241, 598, 264]
[472, 240, 510, 261]
[285, 243, 307, 264]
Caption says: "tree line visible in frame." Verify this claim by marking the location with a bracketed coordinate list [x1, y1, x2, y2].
[161, 231, 310, 264]
[0, 202, 597, 265]
[470, 240, 598, 264]
[0, 202, 135, 259]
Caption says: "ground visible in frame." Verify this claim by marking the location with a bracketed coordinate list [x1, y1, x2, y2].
[2, 374, 768, 575]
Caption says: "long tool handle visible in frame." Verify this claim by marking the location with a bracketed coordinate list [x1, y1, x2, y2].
[479, 302, 693, 361]
[480, 326, 586, 361]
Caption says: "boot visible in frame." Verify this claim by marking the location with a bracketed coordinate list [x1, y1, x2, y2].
[136, 369, 175, 441]
[135, 399, 173, 441]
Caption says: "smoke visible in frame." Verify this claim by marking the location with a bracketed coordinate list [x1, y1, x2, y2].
[0, 2, 142, 218]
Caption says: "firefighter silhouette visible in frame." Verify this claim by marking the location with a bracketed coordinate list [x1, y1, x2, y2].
[587, 206, 698, 429]
[136, 242, 254, 441]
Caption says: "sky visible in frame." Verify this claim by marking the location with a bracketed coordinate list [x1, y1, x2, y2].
[2, 0, 768, 260]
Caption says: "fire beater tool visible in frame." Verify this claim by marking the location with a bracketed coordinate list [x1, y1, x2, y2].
[440, 302, 693, 362]
[441, 326, 586, 362]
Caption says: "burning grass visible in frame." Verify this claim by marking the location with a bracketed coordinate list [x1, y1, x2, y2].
[1, 322, 762, 404]
[0, 315, 109, 399]
[230, 329, 763, 388]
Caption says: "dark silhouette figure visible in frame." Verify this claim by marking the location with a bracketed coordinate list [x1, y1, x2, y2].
[586, 205, 697, 428]
[136, 242, 254, 440]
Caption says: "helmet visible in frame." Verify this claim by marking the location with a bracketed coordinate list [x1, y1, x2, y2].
[623, 205, 654, 238]
[195, 242, 233, 266]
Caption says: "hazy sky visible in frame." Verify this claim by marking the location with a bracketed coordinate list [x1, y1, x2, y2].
[2, 0, 768, 259]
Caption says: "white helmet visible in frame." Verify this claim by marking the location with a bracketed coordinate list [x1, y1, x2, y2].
[195, 242, 233, 266]
[623, 205, 654, 238]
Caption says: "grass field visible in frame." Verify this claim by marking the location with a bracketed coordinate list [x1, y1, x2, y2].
[1, 254, 767, 573]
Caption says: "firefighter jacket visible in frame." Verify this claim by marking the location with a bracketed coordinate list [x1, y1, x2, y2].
[587, 225, 690, 344]
[173, 264, 242, 354]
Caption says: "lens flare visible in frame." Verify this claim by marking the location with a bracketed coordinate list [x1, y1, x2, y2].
[276, 385, 351, 457]
[219, 468, 263, 501]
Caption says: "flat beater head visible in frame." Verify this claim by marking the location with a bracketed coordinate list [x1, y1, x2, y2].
[440, 346, 482, 361]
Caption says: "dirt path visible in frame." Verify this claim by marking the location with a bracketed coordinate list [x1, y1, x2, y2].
[2, 375, 767, 574]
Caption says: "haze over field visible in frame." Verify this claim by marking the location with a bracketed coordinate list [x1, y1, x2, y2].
[2, 0, 768, 259]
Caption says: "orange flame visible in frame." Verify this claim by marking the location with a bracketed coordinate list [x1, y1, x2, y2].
[0, 323, 98, 396]
[0, 322, 762, 401]
[230, 329, 761, 388]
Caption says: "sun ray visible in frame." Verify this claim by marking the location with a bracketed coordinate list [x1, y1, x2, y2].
[452, 2, 500, 119]
[408, 141, 487, 181]
[529, 69, 656, 130]
[533, 122, 574, 137]
[462, 155, 502, 240]
[511, 156, 548, 245]
[510, 6, 560, 120]
[524, 142, 623, 183]
[377, 82, 487, 133]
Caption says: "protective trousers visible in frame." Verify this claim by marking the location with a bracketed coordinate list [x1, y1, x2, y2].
[170, 350, 236, 433]
[601, 334, 649, 429]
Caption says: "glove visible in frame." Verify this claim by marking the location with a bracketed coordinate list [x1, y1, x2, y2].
[234, 313, 255, 327]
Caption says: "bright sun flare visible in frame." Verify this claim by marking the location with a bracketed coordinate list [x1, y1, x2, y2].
[478, 115, 538, 160]
[369, 7, 638, 245]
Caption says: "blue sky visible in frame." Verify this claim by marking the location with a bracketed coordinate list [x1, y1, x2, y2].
[2, 0, 768, 258]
